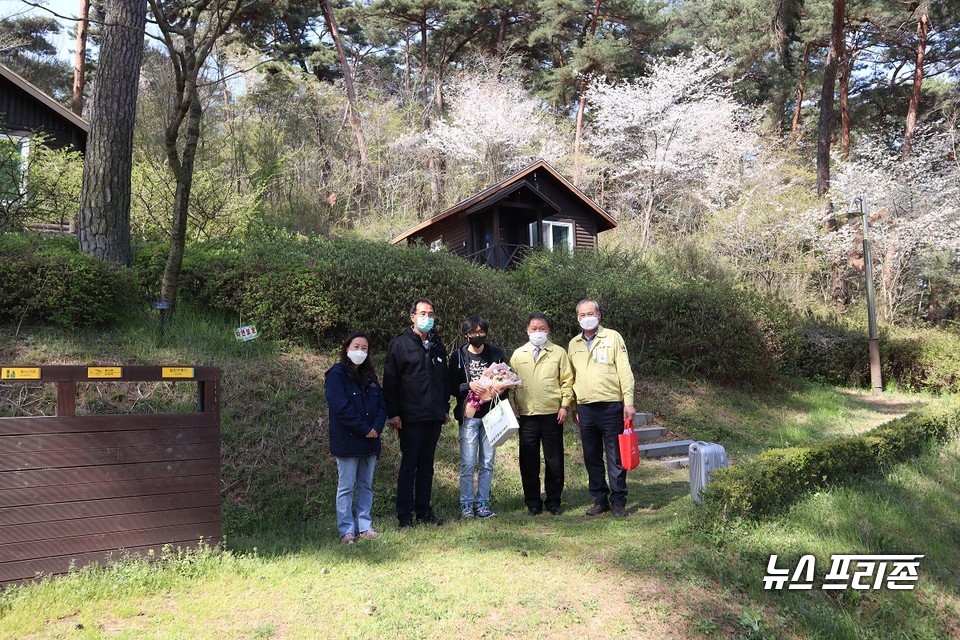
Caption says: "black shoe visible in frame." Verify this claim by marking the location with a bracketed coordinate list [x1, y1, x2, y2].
[547, 506, 561, 516]
[528, 506, 542, 515]
[418, 512, 445, 526]
[585, 503, 610, 516]
[612, 504, 628, 517]
[398, 519, 413, 529]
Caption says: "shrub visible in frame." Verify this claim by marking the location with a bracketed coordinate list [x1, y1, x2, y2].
[788, 319, 872, 387]
[883, 326, 960, 393]
[787, 318, 960, 393]
[0, 233, 136, 327]
[703, 401, 960, 518]
[149, 235, 529, 350]
[510, 246, 796, 384]
[0, 135, 83, 231]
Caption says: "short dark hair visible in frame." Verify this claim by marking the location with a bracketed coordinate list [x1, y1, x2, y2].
[410, 298, 435, 314]
[461, 315, 489, 335]
[526, 312, 551, 330]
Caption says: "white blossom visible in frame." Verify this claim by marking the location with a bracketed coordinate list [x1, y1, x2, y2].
[422, 72, 563, 170]
[587, 47, 761, 248]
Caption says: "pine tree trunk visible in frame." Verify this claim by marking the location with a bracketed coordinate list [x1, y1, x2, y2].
[573, 0, 603, 175]
[496, 9, 509, 56]
[816, 0, 845, 197]
[319, 0, 367, 164]
[902, 11, 928, 160]
[71, 0, 90, 116]
[839, 44, 852, 160]
[77, 0, 146, 265]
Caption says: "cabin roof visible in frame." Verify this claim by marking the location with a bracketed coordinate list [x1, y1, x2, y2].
[390, 160, 616, 244]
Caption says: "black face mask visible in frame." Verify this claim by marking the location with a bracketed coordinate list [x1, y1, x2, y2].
[468, 336, 487, 348]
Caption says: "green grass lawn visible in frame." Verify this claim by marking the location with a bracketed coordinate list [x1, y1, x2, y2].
[1, 311, 957, 639]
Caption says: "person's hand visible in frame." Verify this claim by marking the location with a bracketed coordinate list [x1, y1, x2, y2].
[443, 413, 450, 425]
[469, 380, 484, 394]
[366, 429, 379, 438]
[388, 416, 402, 431]
[624, 404, 636, 424]
[572, 410, 579, 427]
[556, 407, 568, 424]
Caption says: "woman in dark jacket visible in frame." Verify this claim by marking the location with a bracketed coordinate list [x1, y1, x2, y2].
[326, 331, 387, 544]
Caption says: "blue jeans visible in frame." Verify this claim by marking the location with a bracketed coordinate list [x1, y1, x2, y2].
[335, 455, 377, 537]
[460, 417, 496, 507]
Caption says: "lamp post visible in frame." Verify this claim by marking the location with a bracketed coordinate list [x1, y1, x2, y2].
[840, 196, 883, 395]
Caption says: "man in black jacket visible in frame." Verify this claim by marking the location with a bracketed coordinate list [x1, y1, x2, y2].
[384, 298, 449, 527]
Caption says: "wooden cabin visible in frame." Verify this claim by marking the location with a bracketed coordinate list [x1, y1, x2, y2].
[1, 63, 88, 202]
[391, 161, 617, 269]
[0, 62, 88, 153]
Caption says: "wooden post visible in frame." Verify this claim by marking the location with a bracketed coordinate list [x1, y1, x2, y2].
[56, 381, 76, 417]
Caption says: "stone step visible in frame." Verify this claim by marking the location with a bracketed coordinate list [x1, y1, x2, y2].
[633, 412, 655, 426]
[657, 456, 689, 469]
[635, 426, 668, 442]
[639, 440, 696, 459]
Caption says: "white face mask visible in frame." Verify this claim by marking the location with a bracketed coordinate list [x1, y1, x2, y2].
[529, 331, 548, 347]
[579, 316, 599, 331]
[347, 349, 368, 365]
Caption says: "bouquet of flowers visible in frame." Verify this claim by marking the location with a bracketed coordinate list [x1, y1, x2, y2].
[464, 362, 522, 418]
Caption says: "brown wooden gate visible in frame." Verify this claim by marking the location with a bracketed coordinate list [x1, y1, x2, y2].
[0, 365, 221, 586]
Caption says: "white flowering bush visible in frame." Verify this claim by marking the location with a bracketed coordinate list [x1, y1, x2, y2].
[419, 70, 565, 197]
[821, 123, 960, 322]
[587, 48, 762, 248]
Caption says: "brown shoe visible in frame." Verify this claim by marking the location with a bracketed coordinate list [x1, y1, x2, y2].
[359, 529, 380, 539]
[585, 503, 610, 516]
[340, 533, 356, 545]
[612, 504, 628, 517]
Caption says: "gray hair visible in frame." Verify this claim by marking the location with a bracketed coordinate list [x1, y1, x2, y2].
[575, 299, 600, 315]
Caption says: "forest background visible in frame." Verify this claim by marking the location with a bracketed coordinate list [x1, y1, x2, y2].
[2, 3, 960, 636]
[0, 0, 958, 333]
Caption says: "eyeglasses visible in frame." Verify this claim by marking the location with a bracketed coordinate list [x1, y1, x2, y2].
[466, 331, 487, 338]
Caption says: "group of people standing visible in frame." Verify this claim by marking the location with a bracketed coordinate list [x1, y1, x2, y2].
[324, 297, 635, 544]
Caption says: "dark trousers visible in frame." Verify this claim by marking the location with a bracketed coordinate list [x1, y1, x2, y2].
[396, 421, 442, 523]
[578, 402, 626, 507]
[518, 414, 565, 510]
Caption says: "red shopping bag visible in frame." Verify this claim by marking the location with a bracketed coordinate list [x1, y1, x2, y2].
[619, 417, 640, 471]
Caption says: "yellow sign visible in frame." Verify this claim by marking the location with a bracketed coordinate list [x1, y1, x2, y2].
[1, 367, 41, 380]
[88, 367, 122, 379]
[162, 367, 195, 379]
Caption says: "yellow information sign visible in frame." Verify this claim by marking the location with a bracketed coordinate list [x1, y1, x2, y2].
[88, 367, 122, 379]
[1, 367, 41, 380]
[162, 367, 195, 379]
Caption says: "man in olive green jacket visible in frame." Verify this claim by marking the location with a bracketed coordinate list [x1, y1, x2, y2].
[568, 300, 635, 517]
[510, 313, 574, 515]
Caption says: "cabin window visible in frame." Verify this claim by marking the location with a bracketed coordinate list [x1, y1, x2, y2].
[0, 134, 29, 203]
[528, 220, 574, 251]
[429, 238, 443, 252]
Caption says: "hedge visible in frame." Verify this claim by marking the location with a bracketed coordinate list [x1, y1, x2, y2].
[703, 401, 960, 518]
[788, 319, 960, 394]
[0, 233, 136, 327]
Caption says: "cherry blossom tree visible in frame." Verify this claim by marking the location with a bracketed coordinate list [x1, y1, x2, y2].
[822, 122, 960, 322]
[418, 68, 565, 199]
[586, 48, 761, 249]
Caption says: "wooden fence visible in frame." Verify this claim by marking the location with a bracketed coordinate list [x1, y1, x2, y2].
[0, 365, 221, 586]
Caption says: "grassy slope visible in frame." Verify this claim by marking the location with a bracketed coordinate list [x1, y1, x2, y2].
[0, 309, 957, 639]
